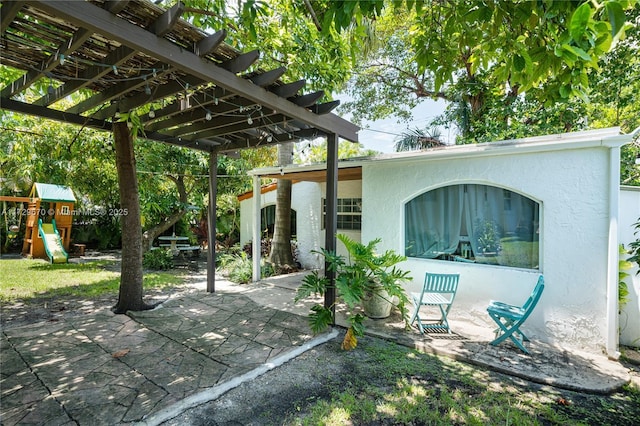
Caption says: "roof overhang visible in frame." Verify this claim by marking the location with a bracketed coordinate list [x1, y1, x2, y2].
[251, 160, 365, 182]
[250, 127, 638, 180]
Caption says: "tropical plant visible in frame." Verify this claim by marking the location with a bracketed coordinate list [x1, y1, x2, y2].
[394, 126, 445, 151]
[142, 249, 174, 271]
[474, 219, 502, 255]
[313, 0, 637, 147]
[628, 218, 640, 271]
[619, 244, 632, 310]
[295, 234, 412, 350]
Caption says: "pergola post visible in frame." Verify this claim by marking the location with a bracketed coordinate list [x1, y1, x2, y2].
[324, 132, 339, 320]
[207, 150, 217, 292]
[252, 174, 261, 282]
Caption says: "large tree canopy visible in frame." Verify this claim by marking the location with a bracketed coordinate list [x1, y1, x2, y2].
[308, 0, 637, 139]
[315, 0, 634, 100]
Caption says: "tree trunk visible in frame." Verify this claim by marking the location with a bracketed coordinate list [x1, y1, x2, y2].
[112, 121, 150, 313]
[269, 142, 295, 270]
[141, 208, 189, 252]
[141, 174, 189, 252]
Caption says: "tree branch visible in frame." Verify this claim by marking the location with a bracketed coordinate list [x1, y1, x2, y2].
[302, 0, 322, 31]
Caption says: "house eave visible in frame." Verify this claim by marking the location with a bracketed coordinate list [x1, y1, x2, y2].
[249, 127, 634, 179]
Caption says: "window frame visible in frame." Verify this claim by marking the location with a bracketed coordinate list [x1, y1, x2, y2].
[404, 183, 540, 270]
[322, 197, 362, 231]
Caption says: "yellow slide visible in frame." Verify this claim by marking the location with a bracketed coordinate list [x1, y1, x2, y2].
[38, 219, 68, 264]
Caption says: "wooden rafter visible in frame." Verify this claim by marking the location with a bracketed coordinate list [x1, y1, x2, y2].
[1, 0, 359, 151]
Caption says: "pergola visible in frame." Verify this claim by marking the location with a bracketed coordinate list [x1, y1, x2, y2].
[1, 0, 358, 307]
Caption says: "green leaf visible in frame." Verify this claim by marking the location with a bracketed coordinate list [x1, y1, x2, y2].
[514, 55, 525, 72]
[562, 43, 592, 61]
[569, 3, 592, 41]
[606, 1, 626, 38]
[308, 304, 333, 334]
[295, 271, 328, 302]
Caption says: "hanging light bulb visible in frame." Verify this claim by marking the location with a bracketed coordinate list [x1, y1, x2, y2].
[214, 97, 219, 105]
[266, 134, 273, 142]
[247, 116, 253, 125]
[145, 84, 151, 95]
[148, 106, 155, 118]
[59, 54, 65, 65]
[205, 110, 212, 121]
[152, 68, 157, 78]
[112, 65, 118, 75]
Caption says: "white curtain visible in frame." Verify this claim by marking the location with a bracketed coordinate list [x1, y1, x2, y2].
[465, 185, 504, 257]
[405, 184, 539, 268]
[405, 186, 463, 258]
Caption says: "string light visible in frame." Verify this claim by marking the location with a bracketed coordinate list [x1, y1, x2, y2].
[59, 54, 65, 65]
[112, 65, 118, 75]
[266, 134, 273, 142]
[145, 84, 151, 95]
[148, 106, 155, 118]
[247, 116, 253, 125]
[205, 110, 212, 121]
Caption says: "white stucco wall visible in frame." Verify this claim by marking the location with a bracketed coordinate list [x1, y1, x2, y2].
[620, 186, 640, 347]
[239, 179, 363, 270]
[361, 140, 619, 354]
[320, 180, 363, 259]
[239, 181, 323, 269]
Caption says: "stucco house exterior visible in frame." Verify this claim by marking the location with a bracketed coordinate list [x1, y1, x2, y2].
[239, 127, 639, 357]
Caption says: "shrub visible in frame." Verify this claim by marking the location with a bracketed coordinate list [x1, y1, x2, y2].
[242, 239, 300, 269]
[143, 249, 174, 270]
[226, 252, 253, 283]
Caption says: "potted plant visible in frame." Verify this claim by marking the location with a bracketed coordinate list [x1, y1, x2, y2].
[295, 234, 412, 350]
[474, 219, 502, 256]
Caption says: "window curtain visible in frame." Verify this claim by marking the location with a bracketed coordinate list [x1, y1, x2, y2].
[464, 185, 539, 268]
[405, 186, 463, 258]
[464, 185, 504, 259]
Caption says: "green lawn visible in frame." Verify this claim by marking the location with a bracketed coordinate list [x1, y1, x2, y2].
[288, 339, 640, 425]
[0, 258, 183, 302]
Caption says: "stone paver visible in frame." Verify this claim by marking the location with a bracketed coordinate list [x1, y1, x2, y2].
[1, 273, 635, 425]
[1, 292, 317, 425]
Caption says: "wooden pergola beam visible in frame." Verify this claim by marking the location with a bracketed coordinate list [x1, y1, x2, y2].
[0, 1, 25, 34]
[30, 0, 359, 142]
[310, 100, 340, 115]
[220, 49, 260, 74]
[195, 30, 227, 57]
[94, 74, 206, 120]
[248, 67, 287, 87]
[179, 113, 288, 140]
[271, 79, 305, 98]
[0, 97, 218, 151]
[0, 28, 92, 99]
[35, 45, 139, 107]
[291, 91, 324, 107]
[149, 1, 184, 37]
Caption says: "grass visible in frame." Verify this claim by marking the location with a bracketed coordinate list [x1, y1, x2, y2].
[286, 338, 640, 425]
[0, 258, 183, 302]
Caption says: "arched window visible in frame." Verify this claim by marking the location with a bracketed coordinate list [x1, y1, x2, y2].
[405, 184, 539, 269]
[261, 205, 297, 239]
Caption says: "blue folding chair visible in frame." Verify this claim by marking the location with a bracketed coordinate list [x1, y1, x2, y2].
[410, 273, 460, 334]
[486, 275, 544, 354]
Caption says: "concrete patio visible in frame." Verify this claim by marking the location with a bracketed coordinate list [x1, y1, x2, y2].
[1, 269, 637, 425]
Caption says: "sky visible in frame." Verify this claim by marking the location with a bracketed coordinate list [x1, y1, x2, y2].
[336, 97, 451, 154]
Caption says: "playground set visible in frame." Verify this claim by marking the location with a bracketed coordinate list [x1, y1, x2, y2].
[0, 183, 75, 263]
